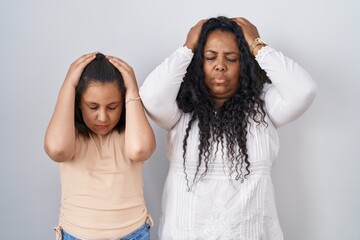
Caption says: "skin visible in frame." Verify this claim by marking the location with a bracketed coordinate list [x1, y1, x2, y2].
[44, 53, 97, 162]
[232, 17, 265, 56]
[183, 17, 266, 109]
[80, 82, 122, 136]
[203, 31, 241, 109]
[184, 17, 263, 54]
[108, 55, 156, 162]
[45, 53, 156, 162]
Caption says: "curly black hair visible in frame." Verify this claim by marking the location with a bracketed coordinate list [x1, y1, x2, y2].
[176, 16, 271, 190]
[74, 53, 126, 138]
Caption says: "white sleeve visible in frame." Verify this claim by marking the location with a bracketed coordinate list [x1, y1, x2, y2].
[140, 46, 194, 130]
[256, 46, 317, 128]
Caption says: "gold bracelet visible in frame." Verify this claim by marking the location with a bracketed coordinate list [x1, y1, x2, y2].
[125, 96, 141, 105]
[249, 38, 266, 54]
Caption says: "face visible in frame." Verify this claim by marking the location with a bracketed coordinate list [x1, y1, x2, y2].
[203, 30, 241, 108]
[80, 82, 123, 136]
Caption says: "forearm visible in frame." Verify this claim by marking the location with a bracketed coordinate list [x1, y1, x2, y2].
[44, 82, 76, 162]
[124, 90, 156, 162]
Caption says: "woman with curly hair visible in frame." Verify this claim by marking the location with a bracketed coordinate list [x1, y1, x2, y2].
[140, 16, 316, 239]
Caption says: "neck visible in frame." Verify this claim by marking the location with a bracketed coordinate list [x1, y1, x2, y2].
[214, 98, 226, 110]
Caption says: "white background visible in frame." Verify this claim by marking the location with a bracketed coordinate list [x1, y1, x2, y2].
[0, 0, 359, 239]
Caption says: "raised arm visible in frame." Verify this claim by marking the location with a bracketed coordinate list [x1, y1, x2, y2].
[108, 56, 156, 162]
[256, 47, 317, 127]
[234, 17, 317, 127]
[139, 20, 206, 130]
[44, 53, 96, 162]
[139, 48, 192, 130]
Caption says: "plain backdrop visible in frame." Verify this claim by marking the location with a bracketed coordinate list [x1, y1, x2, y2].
[1, 0, 359, 239]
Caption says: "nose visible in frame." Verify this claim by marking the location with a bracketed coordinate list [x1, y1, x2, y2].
[97, 108, 108, 122]
[215, 59, 226, 71]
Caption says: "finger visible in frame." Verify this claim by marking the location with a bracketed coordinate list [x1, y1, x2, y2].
[108, 56, 131, 71]
[106, 55, 127, 65]
[72, 52, 97, 67]
[233, 18, 259, 38]
[67, 52, 96, 76]
[77, 52, 98, 62]
[108, 57, 135, 81]
[233, 19, 249, 30]
[196, 19, 207, 26]
[107, 57, 138, 89]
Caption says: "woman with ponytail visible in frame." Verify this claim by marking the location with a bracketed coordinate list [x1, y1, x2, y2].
[45, 52, 156, 240]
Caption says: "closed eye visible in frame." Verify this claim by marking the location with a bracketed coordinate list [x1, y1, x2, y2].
[204, 57, 216, 61]
[107, 104, 119, 110]
[227, 58, 238, 62]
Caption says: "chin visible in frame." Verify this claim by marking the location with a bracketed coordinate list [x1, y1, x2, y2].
[92, 129, 112, 136]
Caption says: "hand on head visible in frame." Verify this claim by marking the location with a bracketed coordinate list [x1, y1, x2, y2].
[184, 17, 263, 56]
[107, 56, 139, 94]
[64, 52, 97, 88]
[232, 17, 261, 47]
[184, 19, 207, 52]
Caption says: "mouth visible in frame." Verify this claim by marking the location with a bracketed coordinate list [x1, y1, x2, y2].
[213, 77, 226, 84]
[95, 125, 109, 129]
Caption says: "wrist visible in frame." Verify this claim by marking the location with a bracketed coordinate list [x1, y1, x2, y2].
[62, 80, 77, 89]
[184, 42, 196, 52]
[252, 44, 266, 56]
[249, 38, 267, 56]
[125, 96, 141, 105]
[125, 89, 140, 104]
[125, 88, 139, 96]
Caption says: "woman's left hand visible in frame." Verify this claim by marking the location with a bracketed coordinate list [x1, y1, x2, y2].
[107, 56, 139, 94]
[232, 17, 261, 46]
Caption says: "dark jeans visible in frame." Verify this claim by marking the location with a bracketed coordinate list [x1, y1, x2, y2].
[61, 223, 151, 240]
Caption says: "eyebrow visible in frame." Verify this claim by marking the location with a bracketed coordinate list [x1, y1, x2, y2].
[85, 101, 121, 106]
[204, 50, 239, 56]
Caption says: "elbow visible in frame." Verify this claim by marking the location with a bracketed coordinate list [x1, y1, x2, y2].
[44, 141, 74, 163]
[127, 138, 156, 162]
[302, 80, 317, 105]
[290, 76, 317, 105]
[297, 68, 318, 103]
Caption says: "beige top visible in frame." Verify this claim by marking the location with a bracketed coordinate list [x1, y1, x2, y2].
[58, 130, 147, 240]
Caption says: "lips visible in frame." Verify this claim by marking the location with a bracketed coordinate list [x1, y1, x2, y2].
[95, 125, 109, 129]
[213, 76, 226, 84]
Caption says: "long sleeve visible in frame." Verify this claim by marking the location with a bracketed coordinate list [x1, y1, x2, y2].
[140, 46, 193, 130]
[256, 46, 317, 127]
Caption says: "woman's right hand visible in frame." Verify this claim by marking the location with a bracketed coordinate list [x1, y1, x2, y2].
[64, 52, 97, 88]
[44, 52, 96, 163]
[184, 19, 207, 52]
